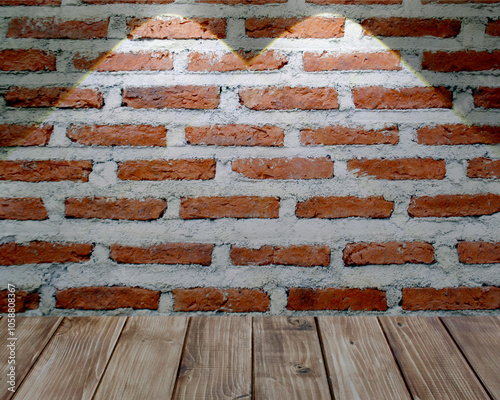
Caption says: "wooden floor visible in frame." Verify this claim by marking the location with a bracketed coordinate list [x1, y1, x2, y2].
[1, 316, 499, 400]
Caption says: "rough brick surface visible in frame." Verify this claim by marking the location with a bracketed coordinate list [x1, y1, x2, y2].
[301, 126, 398, 145]
[173, 288, 270, 312]
[416, 125, 500, 145]
[0, 50, 56, 72]
[117, 159, 215, 180]
[73, 51, 173, 71]
[287, 288, 387, 311]
[127, 17, 226, 39]
[56, 287, 160, 310]
[199, 0, 285, 3]
[232, 157, 334, 179]
[457, 242, 500, 264]
[486, 19, 500, 36]
[0, 124, 53, 146]
[308, 0, 400, 3]
[67, 125, 167, 147]
[0, 290, 39, 313]
[84, 0, 173, 3]
[304, 51, 401, 71]
[474, 87, 500, 108]
[408, 194, 500, 217]
[0, 242, 93, 265]
[296, 196, 394, 218]
[5, 87, 103, 109]
[188, 51, 287, 72]
[65, 197, 167, 220]
[180, 196, 280, 219]
[186, 125, 284, 146]
[402, 287, 500, 310]
[347, 158, 446, 180]
[240, 87, 338, 110]
[343, 242, 435, 266]
[353, 87, 453, 109]
[110, 243, 214, 265]
[467, 158, 500, 178]
[0, 0, 59, 4]
[0, 160, 92, 182]
[361, 18, 461, 37]
[246, 17, 344, 38]
[422, 51, 500, 71]
[122, 86, 220, 109]
[7, 18, 108, 39]
[230, 245, 331, 267]
[0, 198, 48, 220]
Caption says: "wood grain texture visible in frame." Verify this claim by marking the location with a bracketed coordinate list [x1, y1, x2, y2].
[173, 316, 252, 400]
[0, 317, 62, 400]
[253, 317, 331, 400]
[442, 316, 500, 400]
[93, 316, 188, 400]
[318, 316, 411, 400]
[380, 317, 490, 400]
[12, 316, 126, 400]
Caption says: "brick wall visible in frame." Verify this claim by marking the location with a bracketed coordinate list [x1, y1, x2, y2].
[0, 0, 499, 316]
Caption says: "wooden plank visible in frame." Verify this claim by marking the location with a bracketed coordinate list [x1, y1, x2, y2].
[380, 317, 491, 400]
[12, 316, 126, 400]
[253, 317, 331, 400]
[93, 316, 188, 400]
[442, 316, 500, 400]
[317, 316, 411, 400]
[173, 316, 252, 400]
[1, 317, 62, 400]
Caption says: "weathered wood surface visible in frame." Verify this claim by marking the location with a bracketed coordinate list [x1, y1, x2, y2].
[253, 317, 331, 399]
[442, 316, 500, 400]
[318, 316, 411, 400]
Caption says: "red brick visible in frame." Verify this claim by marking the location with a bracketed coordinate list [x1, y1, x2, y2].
[458, 242, 500, 264]
[0, 0, 59, 4]
[186, 125, 284, 146]
[0, 242, 92, 265]
[402, 287, 500, 310]
[246, 17, 344, 38]
[8, 18, 108, 39]
[361, 18, 460, 38]
[343, 242, 435, 266]
[296, 196, 394, 219]
[56, 287, 160, 310]
[173, 287, 270, 312]
[188, 50, 287, 72]
[5, 87, 103, 109]
[199, 0, 284, 3]
[467, 158, 500, 179]
[486, 20, 500, 36]
[408, 194, 500, 217]
[0, 50, 55, 72]
[231, 245, 330, 267]
[127, 17, 226, 40]
[423, 51, 500, 72]
[0, 160, 92, 182]
[0, 198, 48, 220]
[240, 87, 338, 110]
[287, 288, 387, 311]
[416, 125, 500, 145]
[67, 125, 167, 147]
[0, 124, 52, 146]
[232, 157, 334, 179]
[304, 51, 401, 71]
[84, 0, 173, 3]
[117, 159, 215, 181]
[423, 0, 499, 3]
[0, 290, 39, 313]
[307, 0, 400, 3]
[73, 51, 173, 71]
[347, 158, 446, 180]
[301, 126, 398, 145]
[180, 196, 280, 219]
[353, 87, 453, 109]
[122, 86, 220, 109]
[474, 87, 500, 108]
[110, 243, 213, 265]
[65, 197, 167, 220]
